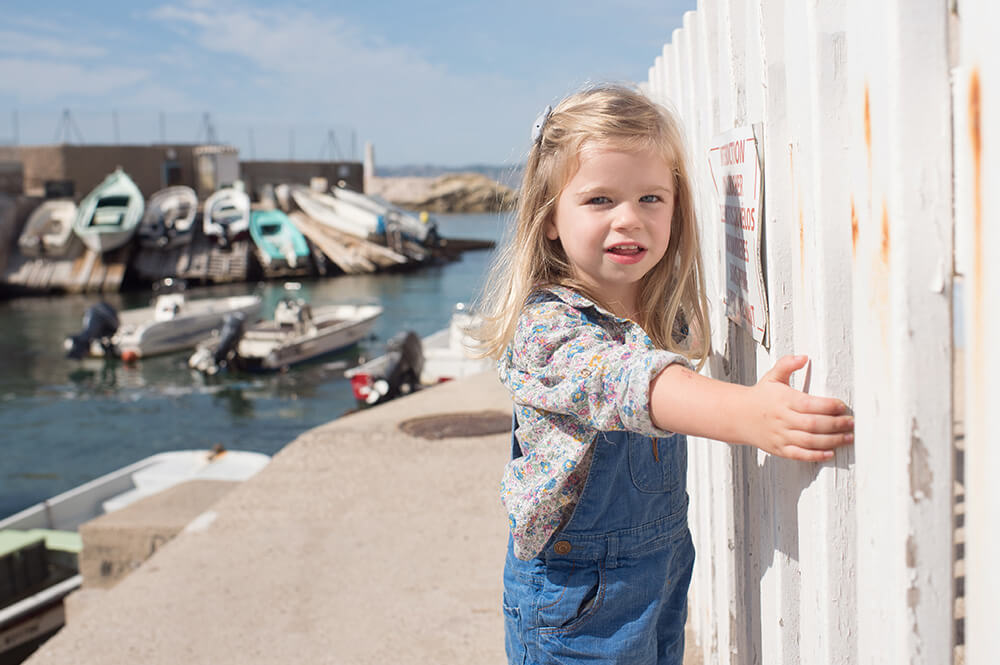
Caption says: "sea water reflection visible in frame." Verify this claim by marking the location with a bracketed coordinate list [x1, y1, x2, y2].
[0, 212, 504, 517]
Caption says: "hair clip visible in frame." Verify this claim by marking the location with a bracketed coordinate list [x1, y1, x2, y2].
[531, 105, 552, 145]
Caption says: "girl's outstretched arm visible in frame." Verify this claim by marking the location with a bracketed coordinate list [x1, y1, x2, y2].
[649, 355, 854, 461]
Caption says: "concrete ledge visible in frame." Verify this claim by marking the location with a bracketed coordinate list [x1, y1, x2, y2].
[27, 371, 512, 665]
[79, 480, 239, 589]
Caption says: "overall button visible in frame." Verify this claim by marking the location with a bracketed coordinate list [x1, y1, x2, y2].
[553, 540, 572, 555]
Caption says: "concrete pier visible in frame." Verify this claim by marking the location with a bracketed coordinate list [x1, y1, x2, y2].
[26, 371, 512, 664]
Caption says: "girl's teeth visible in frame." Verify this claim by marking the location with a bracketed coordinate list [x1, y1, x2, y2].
[608, 245, 641, 255]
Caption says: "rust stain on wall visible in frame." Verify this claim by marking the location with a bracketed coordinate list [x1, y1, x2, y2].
[850, 197, 858, 257]
[968, 67, 985, 447]
[969, 69, 983, 340]
[880, 202, 890, 265]
[864, 84, 872, 172]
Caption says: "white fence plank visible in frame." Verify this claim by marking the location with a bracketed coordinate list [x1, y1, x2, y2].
[955, 1, 1000, 663]
[648, 0, 960, 662]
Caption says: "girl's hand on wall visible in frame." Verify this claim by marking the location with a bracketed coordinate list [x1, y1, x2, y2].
[748, 355, 854, 461]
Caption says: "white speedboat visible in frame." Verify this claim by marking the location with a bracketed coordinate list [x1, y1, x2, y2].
[202, 187, 250, 245]
[189, 299, 382, 373]
[345, 303, 491, 405]
[72, 169, 145, 253]
[64, 293, 262, 361]
[137, 186, 199, 249]
[0, 448, 269, 660]
[18, 199, 82, 258]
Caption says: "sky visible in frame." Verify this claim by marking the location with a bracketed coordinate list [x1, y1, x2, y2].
[0, 1, 698, 167]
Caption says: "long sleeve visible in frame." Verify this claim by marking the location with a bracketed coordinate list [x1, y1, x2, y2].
[497, 289, 690, 559]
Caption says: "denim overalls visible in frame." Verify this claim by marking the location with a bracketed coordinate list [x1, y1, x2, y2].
[502, 413, 695, 664]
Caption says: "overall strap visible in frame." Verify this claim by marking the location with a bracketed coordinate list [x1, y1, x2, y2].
[510, 411, 523, 460]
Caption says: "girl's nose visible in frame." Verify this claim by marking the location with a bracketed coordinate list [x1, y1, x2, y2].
[611, 202, 642, 230]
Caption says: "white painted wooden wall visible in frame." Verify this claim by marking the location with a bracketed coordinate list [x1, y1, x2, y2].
[646, 1, 998, 663]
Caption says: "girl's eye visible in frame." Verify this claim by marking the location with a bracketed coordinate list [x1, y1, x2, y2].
[586, 196, 611, 205]
[639, 194, 662, 203]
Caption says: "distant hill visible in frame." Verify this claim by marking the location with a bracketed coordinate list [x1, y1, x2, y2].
[376, 164, 523, 189]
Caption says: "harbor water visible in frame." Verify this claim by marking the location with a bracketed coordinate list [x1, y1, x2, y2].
[0, 212, 505, 520]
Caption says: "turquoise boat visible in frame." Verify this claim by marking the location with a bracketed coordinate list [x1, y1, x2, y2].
[249, 209, 310, 269]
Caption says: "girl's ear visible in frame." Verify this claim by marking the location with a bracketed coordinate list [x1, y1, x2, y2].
[545, 220, 559, 241]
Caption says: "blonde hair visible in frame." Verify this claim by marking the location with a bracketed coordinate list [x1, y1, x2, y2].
[474, 83, 711, 368]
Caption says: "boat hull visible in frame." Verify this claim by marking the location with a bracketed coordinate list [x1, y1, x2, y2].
[18, 200, 81, 259]
[113, 295, 262, 359]
[203, 188, 250, 242]
[137, 186, 199, 249]
[72, 169, 144, 253]
[249, 209, 310, 269]
[290, 186, 382, 240]
[237, 303, 381, 370]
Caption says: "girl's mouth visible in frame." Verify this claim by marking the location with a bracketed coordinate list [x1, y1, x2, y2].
[605, 244, 647, 264]
[605, 244, 644, 256]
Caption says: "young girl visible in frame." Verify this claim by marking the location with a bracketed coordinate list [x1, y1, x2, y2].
[475, 85, 854, 665]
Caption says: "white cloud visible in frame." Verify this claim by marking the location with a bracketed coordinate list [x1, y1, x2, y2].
[0, 58, 149, 103]
[0, 30, 107, 59]
[148, 2, 530, 164]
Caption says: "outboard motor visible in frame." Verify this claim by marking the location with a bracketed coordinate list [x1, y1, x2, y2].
[189, 311, 247, 375]
[362, 331, 425, 405]
[213, 311, 248, 367]
[65, 302, 119, 359]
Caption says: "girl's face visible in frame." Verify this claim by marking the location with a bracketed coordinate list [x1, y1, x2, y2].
[546, 143, 675, 319]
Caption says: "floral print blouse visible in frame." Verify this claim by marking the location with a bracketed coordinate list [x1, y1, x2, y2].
[497, 286, 690, 560]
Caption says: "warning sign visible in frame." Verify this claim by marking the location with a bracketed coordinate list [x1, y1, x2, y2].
[707, 126, 768, 346]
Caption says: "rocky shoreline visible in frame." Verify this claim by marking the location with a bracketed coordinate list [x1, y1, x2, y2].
[367, 173, 517, 214]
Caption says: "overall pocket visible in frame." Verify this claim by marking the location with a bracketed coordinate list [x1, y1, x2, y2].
[628, 432, 686, 493]
[535, 557, 604, 634]
[502, 593, 527, 665]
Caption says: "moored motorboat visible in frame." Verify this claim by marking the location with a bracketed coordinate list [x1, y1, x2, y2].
[249, 209, 310, 270]
[346, 303, 491, 405]
[64, 292, 262, 361]
[137, 186, 199, 249]
[189, 299, 382, 373]
[203, 187, 250, 245]
[0, 448, 270, 660]
[72, 169, 145, 253]
[17, 199, 81, 258]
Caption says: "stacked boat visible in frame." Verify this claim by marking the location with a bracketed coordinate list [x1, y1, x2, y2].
[71, 168, 145, 253]
[203, 186, 251, 246]
[136, 186, 198, 249]
[286, 183, 440, 262]
[14, 170, 457, 287]
[18, 200, 82, 258]
[249, 209, 310, 271]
